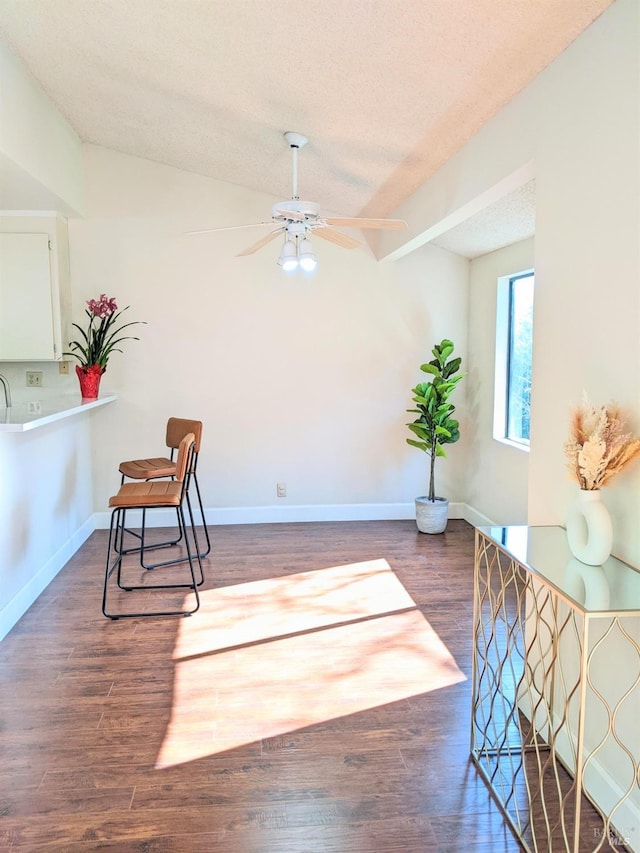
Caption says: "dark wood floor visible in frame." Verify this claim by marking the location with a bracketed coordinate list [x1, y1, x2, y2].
[0, 519, 525, 852]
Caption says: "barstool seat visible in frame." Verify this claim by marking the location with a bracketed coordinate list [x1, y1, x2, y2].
[112, 480, 182, 506]
[118, 457, 177, 480]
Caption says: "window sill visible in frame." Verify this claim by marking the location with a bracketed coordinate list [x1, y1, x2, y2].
[493, 436, 530, 453]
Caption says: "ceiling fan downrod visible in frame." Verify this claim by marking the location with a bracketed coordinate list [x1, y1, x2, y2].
[284, 131, 308, 201]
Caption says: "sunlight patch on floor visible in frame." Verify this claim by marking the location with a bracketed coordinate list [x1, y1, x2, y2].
[155, 559, 466, 769]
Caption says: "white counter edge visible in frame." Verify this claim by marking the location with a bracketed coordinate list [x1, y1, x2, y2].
[0, 393, 117, 432]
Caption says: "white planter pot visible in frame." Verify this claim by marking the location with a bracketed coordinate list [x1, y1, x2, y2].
[415, 496, 449, 534]
[566, 488, 613, 566]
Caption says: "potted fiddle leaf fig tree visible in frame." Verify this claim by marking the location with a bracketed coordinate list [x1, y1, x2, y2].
[406, 338, 465, 533]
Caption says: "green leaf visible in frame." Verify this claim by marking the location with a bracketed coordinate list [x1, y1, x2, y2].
[440, 343, 454, 361]
[442, 357, 462, 378]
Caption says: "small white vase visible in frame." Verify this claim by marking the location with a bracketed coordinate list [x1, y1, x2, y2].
[566, 489, 613, 566]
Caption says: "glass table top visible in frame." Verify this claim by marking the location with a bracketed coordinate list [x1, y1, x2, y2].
[477, 525, 640, 614]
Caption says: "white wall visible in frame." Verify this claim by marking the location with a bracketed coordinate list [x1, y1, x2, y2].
[0, 44, 84, 215]
[0, 415, 95, 640]
[467, 238, 534, 524]
[70, 145, 470, 526]
[527, 0, 640, 566]
[383, 0, 640, 567]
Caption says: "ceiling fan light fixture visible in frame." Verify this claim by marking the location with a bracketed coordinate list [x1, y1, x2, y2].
[298, 237, 318, 272]
[278, 238, 298, 271]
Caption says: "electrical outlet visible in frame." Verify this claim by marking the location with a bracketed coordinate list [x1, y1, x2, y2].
[277, 482, 287, 498]
[58, 361, 70, 375]
[26, 371, 43, 388]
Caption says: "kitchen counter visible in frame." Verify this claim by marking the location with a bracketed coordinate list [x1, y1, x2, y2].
[0, 393, 116, 432]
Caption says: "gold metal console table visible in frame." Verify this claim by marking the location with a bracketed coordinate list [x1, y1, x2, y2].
[471, 526, 640, 853]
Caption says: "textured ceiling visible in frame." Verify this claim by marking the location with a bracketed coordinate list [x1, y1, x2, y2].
[0, 0, 613, 257]
[432, 180, 537, 260]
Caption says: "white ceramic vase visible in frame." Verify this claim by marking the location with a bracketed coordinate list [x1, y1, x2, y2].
[565, 488, 613, 566]
[415, 497, 449, 534]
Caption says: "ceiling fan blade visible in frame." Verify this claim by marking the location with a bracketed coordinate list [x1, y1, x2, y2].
[313, 227, 363, 250]
[236, 228, 284, 257]
[323, 217, 407, 230]
[185, 222, 273, 235]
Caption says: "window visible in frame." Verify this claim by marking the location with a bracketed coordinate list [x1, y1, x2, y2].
[494, 270, 534, 447]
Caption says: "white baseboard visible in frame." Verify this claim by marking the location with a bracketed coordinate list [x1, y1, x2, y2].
[462, 505, 497, 527]
[92, 501, 469, 529]
[0, 516, 95, 642]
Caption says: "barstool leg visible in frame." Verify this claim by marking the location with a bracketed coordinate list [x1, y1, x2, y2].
[120, 493, 186, 561]
[103, 509, 123, 619]
[184, 487, 205, 586]
[136, 474, 209, 575]
[178, 503, 201, 614]
[102, 502, 202, 620]
[191, 471, 211, 558]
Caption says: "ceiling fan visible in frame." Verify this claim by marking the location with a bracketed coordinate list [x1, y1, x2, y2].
[186, 131, 407, 271]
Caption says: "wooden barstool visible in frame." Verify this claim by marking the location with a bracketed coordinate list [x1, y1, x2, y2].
[118, 417, 211, 568]
[102, 433, 204, 619]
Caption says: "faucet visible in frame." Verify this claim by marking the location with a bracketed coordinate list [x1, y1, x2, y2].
[0, 373, 11, 408]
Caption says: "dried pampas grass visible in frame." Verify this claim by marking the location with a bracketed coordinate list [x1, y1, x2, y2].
[565, 394, 640, 490]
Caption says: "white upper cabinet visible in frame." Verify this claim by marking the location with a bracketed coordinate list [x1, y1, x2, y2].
[0, 213, 71, 361]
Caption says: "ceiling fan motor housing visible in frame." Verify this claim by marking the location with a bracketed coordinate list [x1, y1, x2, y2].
[272, 200, 320, 221]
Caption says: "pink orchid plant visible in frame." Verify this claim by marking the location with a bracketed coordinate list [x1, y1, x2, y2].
[65, 294, 145, 372]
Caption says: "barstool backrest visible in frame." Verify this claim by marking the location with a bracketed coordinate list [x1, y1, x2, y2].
[175, 433, 196, 483]
[166, 418, 203, 453]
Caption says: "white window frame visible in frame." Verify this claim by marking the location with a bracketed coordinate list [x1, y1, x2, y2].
[493, 269, 534, 451]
